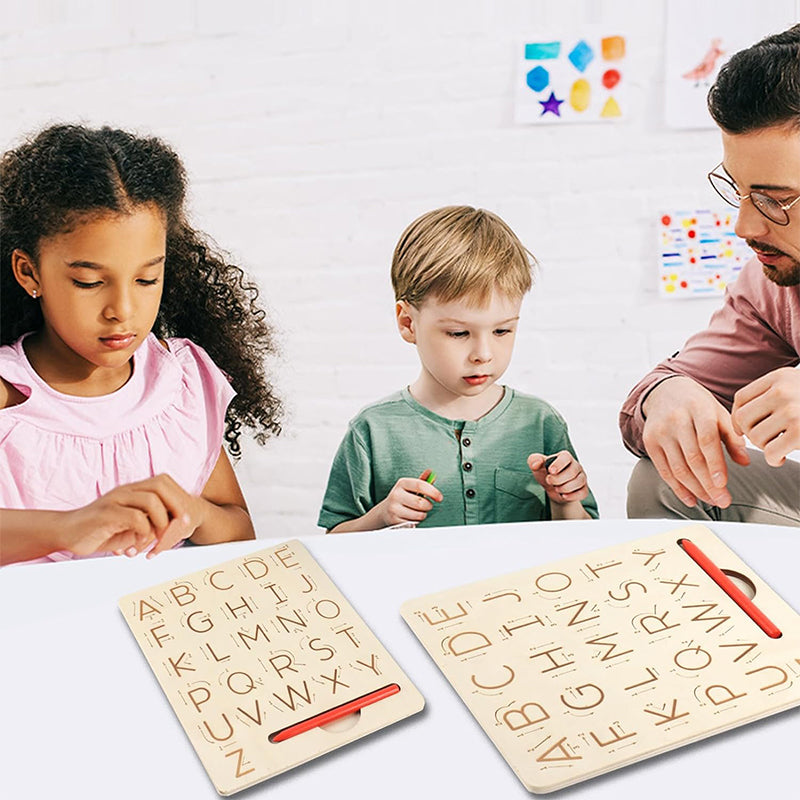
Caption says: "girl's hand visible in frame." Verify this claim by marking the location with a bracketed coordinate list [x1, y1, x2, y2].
[375, 474, 443, 528]
[61, 475, 200, 559]
[60, 484, 165, 556]
[133, 474, 204, 558]
[528, 451, 589, 505]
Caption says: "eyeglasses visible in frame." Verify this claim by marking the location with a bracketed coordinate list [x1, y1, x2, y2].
[708, 163, 800, 226]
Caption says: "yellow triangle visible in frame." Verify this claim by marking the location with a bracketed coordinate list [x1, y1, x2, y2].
[601, 96, 622, 118]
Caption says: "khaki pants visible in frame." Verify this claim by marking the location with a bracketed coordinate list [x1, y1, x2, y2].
[627, 449, 800, 527]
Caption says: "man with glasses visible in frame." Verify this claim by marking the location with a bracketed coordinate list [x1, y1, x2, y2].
[620, 24, 800, 526]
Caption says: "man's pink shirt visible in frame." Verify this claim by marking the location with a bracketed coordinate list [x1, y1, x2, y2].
[620, 257, 800, 457]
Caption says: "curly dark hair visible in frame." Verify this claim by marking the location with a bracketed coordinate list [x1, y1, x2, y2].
[0, 123, 282, 456]
[707, 24, 800, 133]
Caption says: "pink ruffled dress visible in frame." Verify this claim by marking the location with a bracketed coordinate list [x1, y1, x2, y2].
[0, 334, 235, 562]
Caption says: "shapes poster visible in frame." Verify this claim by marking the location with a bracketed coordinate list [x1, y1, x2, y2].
[515, 32, 627, 125]
[664, 0, 798, 129]
[658, 209, 753, 299]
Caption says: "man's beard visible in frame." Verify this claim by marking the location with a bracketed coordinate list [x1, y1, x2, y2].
[746, 239, 800, 286]
[765, 262, 800, 286]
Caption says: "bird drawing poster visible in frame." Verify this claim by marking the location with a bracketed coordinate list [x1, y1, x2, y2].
[514, 30, 627, 125]
[664, 0, 797, 129]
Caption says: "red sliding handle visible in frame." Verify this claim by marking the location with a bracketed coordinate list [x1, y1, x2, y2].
[678, 538, 781, 639]
[270, 683, 401, 743]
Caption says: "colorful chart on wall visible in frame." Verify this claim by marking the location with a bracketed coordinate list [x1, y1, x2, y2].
[664, 0, 798, 129]
[658, 209, 753, 299]
[401, 525, 800, 794]
[514, 31, 627, 125]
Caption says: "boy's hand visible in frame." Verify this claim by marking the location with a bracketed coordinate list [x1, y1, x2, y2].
[528, 452, 589, 504]
[376, 472, 443, 527]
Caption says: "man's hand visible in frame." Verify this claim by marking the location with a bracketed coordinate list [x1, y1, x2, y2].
[732, 367, 800, 466]
[641, 376, 750, 508]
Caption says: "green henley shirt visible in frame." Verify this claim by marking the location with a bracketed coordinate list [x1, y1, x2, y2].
[318, 387, 598, 530]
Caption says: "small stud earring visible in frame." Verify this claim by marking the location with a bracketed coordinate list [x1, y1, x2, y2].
[31, 290, 38, 299]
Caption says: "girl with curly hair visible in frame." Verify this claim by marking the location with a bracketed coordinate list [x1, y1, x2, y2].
[0, 124, 282, 565]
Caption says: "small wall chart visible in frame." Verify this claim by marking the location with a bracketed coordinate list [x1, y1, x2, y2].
[658, 209, 753, 299]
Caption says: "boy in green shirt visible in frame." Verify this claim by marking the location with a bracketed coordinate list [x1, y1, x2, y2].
[318, 206, 598, 532]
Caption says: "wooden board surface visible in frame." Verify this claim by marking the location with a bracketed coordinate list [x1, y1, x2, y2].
[401, 524, 800, 793]
[120, 539, 424, 795]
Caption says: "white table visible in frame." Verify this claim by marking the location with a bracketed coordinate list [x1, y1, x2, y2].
[2, 519, 798, 799]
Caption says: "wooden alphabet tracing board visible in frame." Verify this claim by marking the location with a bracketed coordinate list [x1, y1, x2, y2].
[401, 525, 800, 793]
[119, 540, 424, 795]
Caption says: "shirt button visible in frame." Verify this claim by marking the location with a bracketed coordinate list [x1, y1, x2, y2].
[463, 462, 473, 471]
[465, 488, 476, 499]
[462, 437, 471, 447]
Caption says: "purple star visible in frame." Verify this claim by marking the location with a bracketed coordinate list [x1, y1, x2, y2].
[539, 91, 564, 117]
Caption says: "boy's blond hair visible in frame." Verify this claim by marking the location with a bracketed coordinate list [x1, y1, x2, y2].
[391, 206, 534, 307]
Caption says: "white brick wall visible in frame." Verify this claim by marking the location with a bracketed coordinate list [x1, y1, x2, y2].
[1, 0, 784, 534]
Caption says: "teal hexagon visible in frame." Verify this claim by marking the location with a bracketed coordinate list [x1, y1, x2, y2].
[526, 65, 549, 92]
